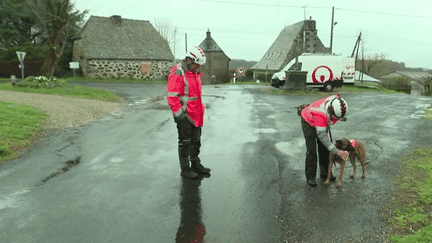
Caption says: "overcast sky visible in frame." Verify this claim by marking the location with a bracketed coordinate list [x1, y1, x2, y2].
[73, 0, 432, 69]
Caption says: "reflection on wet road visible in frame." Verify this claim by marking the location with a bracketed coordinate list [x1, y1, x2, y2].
[176, 175, 208, 242]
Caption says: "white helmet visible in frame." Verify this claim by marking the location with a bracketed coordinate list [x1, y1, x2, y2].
[329, 97, 348, 118]
[186, 45, 206, 65]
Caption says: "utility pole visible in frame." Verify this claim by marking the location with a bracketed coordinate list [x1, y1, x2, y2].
[185, 33, 187, 55]
[330, 6, 335, 54]
[351, 32, 362, 58]
[173, 28, 176, 64]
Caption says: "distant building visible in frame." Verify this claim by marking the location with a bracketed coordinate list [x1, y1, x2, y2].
[72, 15, 174, 79]
[379, 71, 432, 82]
[198, 29, 230, 84]
[380, 71, 432, 95]
[251, 18, 329, 78]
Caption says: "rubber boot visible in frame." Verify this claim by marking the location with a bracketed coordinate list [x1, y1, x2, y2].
[181, 166, 198, 179]
[191, 161, 211, 174]
[307, 178, 317, 187]
[320, 165, 336, 181]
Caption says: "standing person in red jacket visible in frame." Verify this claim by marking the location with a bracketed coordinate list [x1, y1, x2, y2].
[300, 94, 349, 187]
[167, 45, 211, 179]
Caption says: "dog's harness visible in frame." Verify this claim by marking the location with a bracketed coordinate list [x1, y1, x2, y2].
[350, 139, 357, 148]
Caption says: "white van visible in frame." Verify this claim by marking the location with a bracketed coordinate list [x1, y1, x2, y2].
[271, 53, 355, 91]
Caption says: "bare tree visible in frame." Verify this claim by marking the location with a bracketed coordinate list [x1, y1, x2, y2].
[153, 18, 178, 60]
[356, 40, 389, 78]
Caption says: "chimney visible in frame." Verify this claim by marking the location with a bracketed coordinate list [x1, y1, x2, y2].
[206, 29, 211, 38]
[110, 15, 122, 26]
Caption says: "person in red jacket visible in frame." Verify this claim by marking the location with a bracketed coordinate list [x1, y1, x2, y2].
[167, 45, 211, 179]
[300, 94, 349, 187]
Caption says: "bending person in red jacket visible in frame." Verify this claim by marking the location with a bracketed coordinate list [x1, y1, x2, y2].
[300, 94, 349, 187]
[167, 45, 211, 179]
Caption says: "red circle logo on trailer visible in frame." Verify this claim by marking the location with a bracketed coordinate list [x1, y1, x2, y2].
[312, 65, 333, 83]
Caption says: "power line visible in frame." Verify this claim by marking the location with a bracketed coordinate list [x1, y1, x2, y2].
[196, 0, 327, 9]
[336, 7, 432, 19]
[198, 0, 432, 19]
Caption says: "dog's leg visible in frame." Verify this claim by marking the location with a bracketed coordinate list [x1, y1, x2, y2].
[336, 160, 346, 187]
[349, 154, 356, 178]
[357, 142, 367, 178]
[324, 156, 334, 185]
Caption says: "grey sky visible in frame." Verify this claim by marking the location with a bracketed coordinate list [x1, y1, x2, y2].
[74, 0, 432, 69]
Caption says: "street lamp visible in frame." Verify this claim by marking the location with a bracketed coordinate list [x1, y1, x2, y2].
[16, 51, 26, 79]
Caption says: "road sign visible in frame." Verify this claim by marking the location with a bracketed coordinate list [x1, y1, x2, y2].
[16, 51, 26, 79]
[69, 62, 80, 69]
[237, 66, 245, 75]
[16, 51, 26, 64]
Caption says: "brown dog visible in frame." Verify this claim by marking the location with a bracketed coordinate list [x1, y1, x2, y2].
[324, 138, 366, 187]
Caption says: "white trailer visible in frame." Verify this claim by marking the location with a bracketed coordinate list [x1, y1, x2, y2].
[271, 53, 355, 91]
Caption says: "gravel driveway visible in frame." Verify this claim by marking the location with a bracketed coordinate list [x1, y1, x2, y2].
[0, 90, 125, 131]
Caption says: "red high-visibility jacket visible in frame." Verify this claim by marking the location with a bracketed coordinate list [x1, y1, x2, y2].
[301, 94, 341, 154]
[167, 61, 205, 127]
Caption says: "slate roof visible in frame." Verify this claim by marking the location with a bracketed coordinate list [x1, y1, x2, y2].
[198, 29, 230, 59]
[74, 15, 173, 60]
[251, 21, 303, 71]
[355, 71, 381, 83]
[380, 71, 432, 82]
[251, 20, 328, 71]
[199, 29, 222, 51]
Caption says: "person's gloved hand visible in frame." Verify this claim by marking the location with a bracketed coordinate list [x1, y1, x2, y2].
[336, 150, 349, 160]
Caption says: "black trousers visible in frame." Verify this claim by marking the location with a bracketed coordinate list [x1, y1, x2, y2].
[176, 119, 202, 167]
[301, 119, 330, 180]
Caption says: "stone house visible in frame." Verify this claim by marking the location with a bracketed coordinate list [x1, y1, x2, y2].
[251, 18, 329, 77]
[198, 29, 230, 84]
[72, 15, 174, 79]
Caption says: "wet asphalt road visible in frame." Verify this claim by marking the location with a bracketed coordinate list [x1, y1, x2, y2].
[1, 83, 432, 242]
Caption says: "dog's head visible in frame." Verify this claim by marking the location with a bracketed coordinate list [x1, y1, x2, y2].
[335, 138, 355, 152]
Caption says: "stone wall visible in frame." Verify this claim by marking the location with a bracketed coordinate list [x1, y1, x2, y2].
[83, 59, 173, 79]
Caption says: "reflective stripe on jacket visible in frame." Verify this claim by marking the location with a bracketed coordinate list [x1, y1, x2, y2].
[301, 94, 341, 154]
[167, 61, 205, 127]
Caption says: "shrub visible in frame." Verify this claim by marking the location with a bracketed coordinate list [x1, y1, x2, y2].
[255, 72, 275, 82]
[0, 143, 12, 159]
[381, 77, 411, 94]
[15, 76, 67, 88]
[245, 69, 253, 78]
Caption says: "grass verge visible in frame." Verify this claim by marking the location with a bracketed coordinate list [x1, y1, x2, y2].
[341, 83, 405, 94]
[0, 78, 124, 162]
[385, 148, 432, 242]
[0, 101, 48, 161]
[424, 106, 432, 121]
[0, 82, 123, 103]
